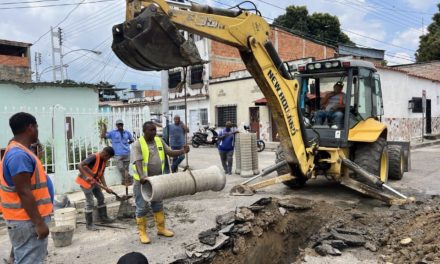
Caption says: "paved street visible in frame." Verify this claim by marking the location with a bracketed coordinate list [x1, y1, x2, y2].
[1, 144, 440, 264]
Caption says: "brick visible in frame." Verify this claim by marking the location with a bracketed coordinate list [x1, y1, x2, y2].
[209, 26, 336, 79]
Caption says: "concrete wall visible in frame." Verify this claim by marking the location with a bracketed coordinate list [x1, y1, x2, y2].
[209, 78, 271, 141]
[0, 82, 98, 146]
[379, 68, 440, 141]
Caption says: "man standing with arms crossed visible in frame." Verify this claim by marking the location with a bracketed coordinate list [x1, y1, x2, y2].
[0, 112, 53, 264]
[165, 115, 189, 172]
[132, 121, 189, 244]
[217, 121, 238, 175]
[101, 119, 134, 185]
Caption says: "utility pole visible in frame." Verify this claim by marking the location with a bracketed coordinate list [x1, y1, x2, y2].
[50, 26, 64, 82]
[34, 52, 42, 82]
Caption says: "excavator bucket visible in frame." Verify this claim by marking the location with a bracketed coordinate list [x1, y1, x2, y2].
[112, 5, 204, 71]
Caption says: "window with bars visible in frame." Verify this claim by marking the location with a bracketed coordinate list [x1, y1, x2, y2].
[168, 71, 182, 88]
[217, 106, 237, 127]
[200, 108, 208, 125]
[190, 65, 204, 84]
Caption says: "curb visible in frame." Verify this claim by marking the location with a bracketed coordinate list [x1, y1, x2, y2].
[411, 140, 440, 150]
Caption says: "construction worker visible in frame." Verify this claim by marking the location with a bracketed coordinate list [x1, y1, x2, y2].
[76, 146, 115, 230]
[0, 112, 54, 264]
[101, 119, 134, 185]
[131, 121, 189, 244]
[217, 121, 239, 175]
[164, 115, 189, 172]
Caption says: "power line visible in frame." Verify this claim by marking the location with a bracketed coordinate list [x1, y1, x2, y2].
[245, 0, 416, 62]
[0, 0, 115, 10]
[32, 0, 86, 45]
[0, 0, 60, 5]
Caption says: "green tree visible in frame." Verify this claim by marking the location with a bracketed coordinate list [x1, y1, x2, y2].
[416, 4, 440, 62]
[273, 5, 353, 45]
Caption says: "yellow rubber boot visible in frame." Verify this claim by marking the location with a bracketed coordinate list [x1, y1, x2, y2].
[136, 217, 151, 244]
[154, 211, 174, 237]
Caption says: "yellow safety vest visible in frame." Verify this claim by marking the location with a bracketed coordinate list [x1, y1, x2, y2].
[133, 136, 166, 181]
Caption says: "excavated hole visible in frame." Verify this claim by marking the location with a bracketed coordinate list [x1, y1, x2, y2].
[210, 198, 329, 264]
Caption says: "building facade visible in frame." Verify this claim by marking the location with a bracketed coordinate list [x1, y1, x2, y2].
[0, 39, 32, 82]
[378, 66, 440, 141]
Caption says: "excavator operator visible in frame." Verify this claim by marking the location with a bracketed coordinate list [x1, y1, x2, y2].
[315, 81, 345, 129]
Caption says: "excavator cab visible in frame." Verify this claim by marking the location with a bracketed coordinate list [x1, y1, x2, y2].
[295, 59, 384, 149]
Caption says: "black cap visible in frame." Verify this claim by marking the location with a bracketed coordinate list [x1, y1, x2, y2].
[117, 252, 148, 264]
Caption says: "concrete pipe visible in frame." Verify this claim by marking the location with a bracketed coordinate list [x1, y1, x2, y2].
[251, 133, 260, 175]
[141, 166, 226, 202]
[239, 134, 254, 177]
[235, 134, 241, 174]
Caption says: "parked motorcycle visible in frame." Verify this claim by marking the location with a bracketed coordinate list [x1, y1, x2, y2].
[244, 126, 266, 152]
[191, 126, 219, 148]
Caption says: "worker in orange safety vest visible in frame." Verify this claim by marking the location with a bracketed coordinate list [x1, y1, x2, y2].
[0, 112, 54, 264]
[76, 146, 115, 230]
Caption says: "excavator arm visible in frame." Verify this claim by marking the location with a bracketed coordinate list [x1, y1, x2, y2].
[113, 0, 316, 177]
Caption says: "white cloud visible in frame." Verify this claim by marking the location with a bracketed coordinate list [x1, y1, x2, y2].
[385, 52, 413, 65]
[405, 0, 436, 11]
[391, 26, 426, 51]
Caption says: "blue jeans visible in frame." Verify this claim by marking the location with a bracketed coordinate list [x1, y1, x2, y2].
[219, 150, 234, 174]
[81, 185, 105, 213]
[133, 180, 163, 217]
[6, 216, 51, 264]
[315, 110, 344, 127]
[171, 146, 185, 173]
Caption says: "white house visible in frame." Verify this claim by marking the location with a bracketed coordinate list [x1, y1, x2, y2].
[378, 66, 440, 141]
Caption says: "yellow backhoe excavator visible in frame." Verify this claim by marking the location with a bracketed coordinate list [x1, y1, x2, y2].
[112, 0, 409, 204]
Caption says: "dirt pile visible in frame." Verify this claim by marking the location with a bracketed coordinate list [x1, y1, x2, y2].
[377, 195, 440, 263]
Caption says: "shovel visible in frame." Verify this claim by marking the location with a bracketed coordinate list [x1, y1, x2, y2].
[95, 182, 131, 202]
[117, 170, 136, 219]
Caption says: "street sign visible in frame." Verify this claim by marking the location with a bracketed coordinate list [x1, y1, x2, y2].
[422, 90, 427, 113]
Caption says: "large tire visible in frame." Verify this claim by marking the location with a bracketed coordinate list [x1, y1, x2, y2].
[275, 145, 307, 188]
[388, 145, 404, 180]
[353, 137, 389, 184]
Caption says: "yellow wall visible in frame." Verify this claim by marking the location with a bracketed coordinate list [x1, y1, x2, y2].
[209, 78, 272, 141]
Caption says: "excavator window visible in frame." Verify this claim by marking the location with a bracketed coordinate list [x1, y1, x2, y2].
[300, 75, 348, 129]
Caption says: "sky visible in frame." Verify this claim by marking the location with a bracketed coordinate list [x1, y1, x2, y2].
[0, 0, 438, 89]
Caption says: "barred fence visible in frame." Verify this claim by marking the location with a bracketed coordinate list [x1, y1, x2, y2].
[0, 105, 151, 194]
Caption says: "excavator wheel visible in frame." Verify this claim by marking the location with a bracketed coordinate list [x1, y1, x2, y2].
[275, 145, 307, 189]
[353, 137, 389, 184]
[388, 145, 404, 180]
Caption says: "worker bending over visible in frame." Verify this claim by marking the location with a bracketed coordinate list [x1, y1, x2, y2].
[132, 121, 189, 244]
[76, 147, 115, 230]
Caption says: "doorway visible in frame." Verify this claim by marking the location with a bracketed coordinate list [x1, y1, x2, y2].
[249, 107, 260, 139]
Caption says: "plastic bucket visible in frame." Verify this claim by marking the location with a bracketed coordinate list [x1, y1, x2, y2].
[51, 226, 74, 247]
[54, 208, 77, 229]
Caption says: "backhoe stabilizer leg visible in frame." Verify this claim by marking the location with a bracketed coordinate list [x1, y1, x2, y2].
[341, 158, 409, 204]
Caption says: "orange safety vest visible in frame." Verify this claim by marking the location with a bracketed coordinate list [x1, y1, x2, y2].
[0, 141, 53, 221]
[75, 153, 106, 189]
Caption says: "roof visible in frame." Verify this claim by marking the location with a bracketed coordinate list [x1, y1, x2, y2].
[0, 39, 31, 48]
[389, 60, 440, 68]
[0, 80, 98, 89]
[375, 64, 440, 83]
[338, 44, 385, 60]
